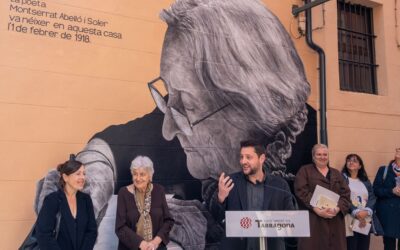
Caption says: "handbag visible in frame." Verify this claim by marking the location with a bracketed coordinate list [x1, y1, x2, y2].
[19, 212, 61, 250]
[344, 213, 354, 237]
[371, 212, 384, 236]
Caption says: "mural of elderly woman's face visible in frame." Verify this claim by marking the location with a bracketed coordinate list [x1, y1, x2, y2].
[158, 32, 250, 180]
[156, 0, 312, 180]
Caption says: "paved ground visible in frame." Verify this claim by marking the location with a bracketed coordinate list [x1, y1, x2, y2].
[370, 234, 383, 249]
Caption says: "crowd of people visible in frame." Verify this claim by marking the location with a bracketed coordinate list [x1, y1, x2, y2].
[31, 145, 400, 250]
[294, 146, 400, 250]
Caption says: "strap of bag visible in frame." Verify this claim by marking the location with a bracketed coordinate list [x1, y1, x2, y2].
[383, 165, 389, 181]
[54, 196, 62, 238]
[55, 211, 61, 238]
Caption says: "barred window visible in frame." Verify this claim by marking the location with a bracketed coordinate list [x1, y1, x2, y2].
[338, 1, 378, 94]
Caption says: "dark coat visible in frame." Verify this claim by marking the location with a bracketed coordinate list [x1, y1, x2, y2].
[115, 183, 174, 250]
[373, 164, 400, 238]
[36, 190, 98, 250]
[294, 164, 351, 250]
[210, 171, 295, 250]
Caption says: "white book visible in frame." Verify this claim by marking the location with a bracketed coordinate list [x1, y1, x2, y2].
[310, 185, 340, 209]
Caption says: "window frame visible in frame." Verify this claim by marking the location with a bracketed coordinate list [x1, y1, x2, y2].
[337, 0, 378, 94]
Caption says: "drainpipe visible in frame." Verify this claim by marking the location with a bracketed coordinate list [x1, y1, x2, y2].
[395, 0, 400, 48]
[304, 0, 328, 145]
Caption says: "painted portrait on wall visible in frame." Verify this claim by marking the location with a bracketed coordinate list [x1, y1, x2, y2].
[35, 0, 316, 248]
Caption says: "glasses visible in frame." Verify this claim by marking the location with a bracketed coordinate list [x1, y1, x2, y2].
[346, 158, 359, 163]
[148, 77, 230, 133]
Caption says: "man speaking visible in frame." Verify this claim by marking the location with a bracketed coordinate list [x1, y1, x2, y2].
[210, 140, 296, 250]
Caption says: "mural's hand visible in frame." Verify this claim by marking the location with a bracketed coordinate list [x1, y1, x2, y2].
[217, 172, 234, 203]
[35, 170, 60, 214]
[77, 138, 116, 221]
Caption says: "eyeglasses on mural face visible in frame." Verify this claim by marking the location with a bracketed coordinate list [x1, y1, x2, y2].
[147, 77, 230, 133]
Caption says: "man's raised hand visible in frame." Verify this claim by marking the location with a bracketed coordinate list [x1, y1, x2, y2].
[218, 172, 234, 203]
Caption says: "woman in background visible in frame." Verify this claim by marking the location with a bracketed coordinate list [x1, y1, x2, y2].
[374, 148, 400, 250]
[115, 156, 174, 250]
[36, 155, 97, 250]
[342, 153, 380, 250]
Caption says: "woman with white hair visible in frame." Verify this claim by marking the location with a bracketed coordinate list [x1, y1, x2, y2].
[294, 144, 351, 250]
[115, 156, 174, 250]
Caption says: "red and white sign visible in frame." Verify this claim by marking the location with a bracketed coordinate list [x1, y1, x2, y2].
[225, 211, 310, 237]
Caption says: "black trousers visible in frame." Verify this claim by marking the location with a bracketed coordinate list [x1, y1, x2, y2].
[346, 232, 370, 250]
[383, 237, 400, 250]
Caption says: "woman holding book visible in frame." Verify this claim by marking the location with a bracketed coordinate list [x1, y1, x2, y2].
[342, 153, 381, 250]
[294, 144, 351, 250]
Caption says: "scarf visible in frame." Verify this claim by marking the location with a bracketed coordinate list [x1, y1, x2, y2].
[134, 183, 153, 241]
[392, 162, 400, 176]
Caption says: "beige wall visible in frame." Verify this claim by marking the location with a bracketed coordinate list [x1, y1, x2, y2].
[1, 0, 398, 248]
[283, 2, 399, 246]
[308, 0, 400, 178]
[271, 0, 399, 177]
[0, 0, 173, 248]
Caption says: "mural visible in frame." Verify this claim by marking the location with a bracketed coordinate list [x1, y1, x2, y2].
[33, 0, 316, 249]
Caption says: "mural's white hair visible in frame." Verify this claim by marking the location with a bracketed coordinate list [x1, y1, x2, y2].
[160, 0, 310, 176]
[130, 155, 154, 178]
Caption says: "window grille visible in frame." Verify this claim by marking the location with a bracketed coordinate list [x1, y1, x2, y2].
[337, 1, 378, 94]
